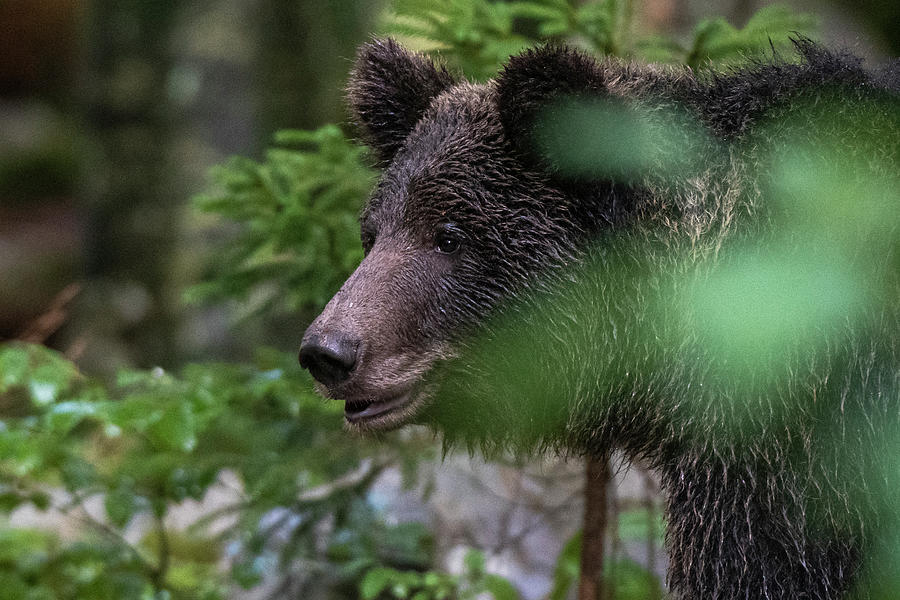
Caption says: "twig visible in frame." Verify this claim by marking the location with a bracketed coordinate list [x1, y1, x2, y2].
[151, 511, 171, 593]
[66, 493, 156, 575]
[16, 282, 82, 343]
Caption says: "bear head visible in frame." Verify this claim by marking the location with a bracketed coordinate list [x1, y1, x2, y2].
[297, 38, 656, 431]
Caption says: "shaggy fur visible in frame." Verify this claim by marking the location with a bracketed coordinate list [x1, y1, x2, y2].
[301, 38, 900, 599]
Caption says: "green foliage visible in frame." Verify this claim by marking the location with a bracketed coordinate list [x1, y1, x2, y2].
[0, 528, 163, 600]
[617, 507, 665, 546]
[605, 558, 666, 600]
[548, 531, 664, 600]
[534, 97, 712, 183]
[385, 0, 535, 80]
[186, 125, 376, 317]
[547, 506, 666, 600]
[383, 0, 816, 79]
[359, 549, 519, 600]
[682, 6, 816, 69]
[0, 342, 432, 598]
[684, 100, 899, 393]
[548, 531, 581, 600]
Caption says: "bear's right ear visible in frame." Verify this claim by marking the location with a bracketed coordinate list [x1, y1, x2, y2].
[348, 38, 457, 164]
[496, 45, 608, 177]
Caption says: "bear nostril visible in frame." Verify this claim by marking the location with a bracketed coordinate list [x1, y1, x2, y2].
[298, 332, 359, 387]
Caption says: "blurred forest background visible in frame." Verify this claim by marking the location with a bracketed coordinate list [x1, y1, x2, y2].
[0, 0, 897, 599]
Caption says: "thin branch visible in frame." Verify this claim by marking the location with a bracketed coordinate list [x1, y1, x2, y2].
[151, 511, 171, 592]
[67, 497, 156, 575]
[16, 282, 82, 343]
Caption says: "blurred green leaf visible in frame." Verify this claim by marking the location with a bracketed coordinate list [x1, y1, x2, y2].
[686, 5, 816, 69]
[607, 558, 664, 600]
[361, 567, 397, 599]
[147, 402, 196, 453]
[690, 245, 868, 373]
[483, 573, 520, 600]
[105, 485, 140, 529]
[549, 532, 581, 600]
[535, 97, 713, 183]
[463, 549, 485, 577]
[617, 507, 665, 545]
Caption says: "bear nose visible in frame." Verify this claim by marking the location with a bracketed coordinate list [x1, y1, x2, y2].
[298, 331, 359, 387]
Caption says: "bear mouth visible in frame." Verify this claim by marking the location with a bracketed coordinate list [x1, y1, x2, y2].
[343, 389, 414, 424]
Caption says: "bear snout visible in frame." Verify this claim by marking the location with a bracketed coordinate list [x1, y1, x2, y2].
[298, 329, 360, 387]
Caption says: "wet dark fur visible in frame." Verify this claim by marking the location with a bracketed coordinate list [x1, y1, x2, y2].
[305, 39, 900, 599]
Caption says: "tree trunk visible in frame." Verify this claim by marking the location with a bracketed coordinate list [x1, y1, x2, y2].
[75, 0, 182, 373]
[579, 455, 611, 600]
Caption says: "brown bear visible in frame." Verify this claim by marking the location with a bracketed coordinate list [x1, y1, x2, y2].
[299, 39, 899, 599]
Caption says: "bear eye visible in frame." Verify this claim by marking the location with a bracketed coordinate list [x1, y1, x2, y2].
[434, 224, 462, 255]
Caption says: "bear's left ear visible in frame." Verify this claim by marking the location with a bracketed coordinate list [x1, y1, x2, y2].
[348, 38, 457, 164]
[496, 45, 609, 177]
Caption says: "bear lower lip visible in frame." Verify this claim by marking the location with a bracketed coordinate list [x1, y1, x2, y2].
[344, 392, 411, 422]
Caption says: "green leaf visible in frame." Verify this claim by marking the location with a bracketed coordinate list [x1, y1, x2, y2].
[0, 492, 27, 512]
[617, 507, 666, 544]
[507, 3, 566, 21]
[147, 402, 196, 453]
[391, 582, 411, 598]
[44, 400, 101, 434]
[686, 4, 816, 69]
[59, 455, 98, 490]
[635, 35, 685, 63]
[337, 557, 376, 581]
[105, 486, 140, 529]
[607, 558, 665, 600]
[361, 567, 398, 600]
[422, 572, 442, 588]
[28, 490, 50, 511]
[378, 521, 433, 568]
[744, 4, 816, 36]
[231, 558, 264, 589]
[549, 532, 581, 600]
[463, 549, 485, 576]
[483, 574, 520, 600]
[0, 345, 29, 391]
[537, 18, 572, 37]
